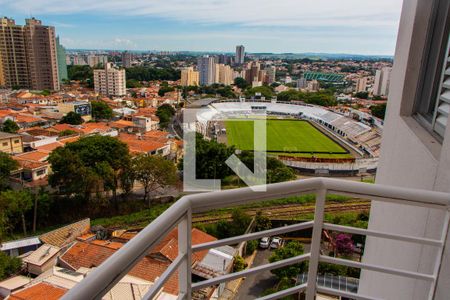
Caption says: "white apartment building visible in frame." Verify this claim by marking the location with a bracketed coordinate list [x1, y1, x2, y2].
[93, 63, 126, 97]
[197, 56, 216, 86]
[373, 67, 392, 96]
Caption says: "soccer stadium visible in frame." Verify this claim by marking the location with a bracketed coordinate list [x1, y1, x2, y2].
[192, 99, 382, 175]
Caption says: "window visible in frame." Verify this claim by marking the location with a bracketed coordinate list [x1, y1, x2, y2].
[414, 0, 450, 139]
[14, 139, 20, 144]
[2, 142, 8, 146]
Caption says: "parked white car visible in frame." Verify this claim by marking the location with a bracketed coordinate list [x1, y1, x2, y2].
[259, 237, 271, 249]
[270, 237, 282, 249]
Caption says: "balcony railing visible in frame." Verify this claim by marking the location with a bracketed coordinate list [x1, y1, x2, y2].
[62, 177, 450, 300]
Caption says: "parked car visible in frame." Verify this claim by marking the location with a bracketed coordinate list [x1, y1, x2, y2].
[259, 237, 271, 249]
[270, 237, 282, 249]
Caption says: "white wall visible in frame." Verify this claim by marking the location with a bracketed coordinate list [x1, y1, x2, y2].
[359, 1, 450, 299]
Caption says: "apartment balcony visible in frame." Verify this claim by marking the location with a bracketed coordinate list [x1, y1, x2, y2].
[62, 178, 450, 300]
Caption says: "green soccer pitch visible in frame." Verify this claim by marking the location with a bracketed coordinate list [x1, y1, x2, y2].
[225, 119, 352, 158]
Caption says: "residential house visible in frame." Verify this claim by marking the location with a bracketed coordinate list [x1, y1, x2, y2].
[0, 132, 23, 154]
[0, 276, 31, 299]
[118, 133, 170, 156]
[23, 244, 61, 275]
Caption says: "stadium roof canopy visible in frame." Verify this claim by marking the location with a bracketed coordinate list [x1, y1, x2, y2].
[303, 71, 344, 82]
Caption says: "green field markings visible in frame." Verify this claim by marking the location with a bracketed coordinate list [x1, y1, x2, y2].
[225, 119, 353, 158]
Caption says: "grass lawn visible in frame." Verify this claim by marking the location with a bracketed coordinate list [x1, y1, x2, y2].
[225, 120, 352, 158]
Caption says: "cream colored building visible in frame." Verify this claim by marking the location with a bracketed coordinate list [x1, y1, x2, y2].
[94, 63, 126, 97]
[216, 64, 233, 85]
[307, 80, 320, 92]
[355, 77, 368, 93]
[180, 67, 199, 86]
[0, 132, 23, 154]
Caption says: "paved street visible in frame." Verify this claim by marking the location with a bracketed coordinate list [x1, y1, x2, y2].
[235, 249, 277, 299]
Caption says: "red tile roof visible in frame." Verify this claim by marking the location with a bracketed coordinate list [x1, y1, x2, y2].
[118, 133, 166, 153]
[9, 282, 67, 300]
[60, 228, 217, 295]
[14, 151, 48, 162]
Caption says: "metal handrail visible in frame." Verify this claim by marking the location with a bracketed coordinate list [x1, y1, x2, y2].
[62, 177, 450, 300]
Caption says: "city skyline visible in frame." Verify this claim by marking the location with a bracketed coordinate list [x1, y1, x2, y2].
[0, 0, 403, 55]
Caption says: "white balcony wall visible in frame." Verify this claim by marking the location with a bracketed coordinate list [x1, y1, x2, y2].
[360, 0, 450, 299]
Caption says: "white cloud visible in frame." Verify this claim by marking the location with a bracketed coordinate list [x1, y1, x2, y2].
[1, 0, 402, 29]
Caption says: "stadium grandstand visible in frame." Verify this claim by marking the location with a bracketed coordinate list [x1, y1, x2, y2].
[303, 71, 345, 82]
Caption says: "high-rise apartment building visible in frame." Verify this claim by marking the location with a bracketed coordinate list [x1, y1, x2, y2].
[93, 63, 126, 97]
[0, 17, 30, 89]
[122, 51, 132, 68]
[244, 61, 261, 83]
[218, 54, 232, 65]
[0, 17, 59, 90]
[87, 55, 108, 67]
[297, 76, 307, 89]
[235, 45, 245, 65]
[373, 67, 392, 96]
[56, 37, 68, 83]
[265, 66, 276, 84]
[355, 77, 368, 93]
[197, 56, 216, 86]
[307, 80, 320, 92]
[180, 67, 199, 86]
[217, 64, 233, 85]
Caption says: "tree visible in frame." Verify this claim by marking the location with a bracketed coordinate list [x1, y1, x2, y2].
[156, 104, 176, 129]
[68, 65, 93, 82]
[215, 209, 251, 239]
[60, 112, 84, 125]
[269, 241, 307, 279]
[179, 133, 235, 180]
[238, 151, 296, 184]
[158, 86, 175, 97]
[126, 66, 180, 81]
[91, 101, 113, 120]
[59, 129, 77, 137]
[335, 233, 354, 256]
[0, 152, 19, 190]
[48, 135, 131, 206]
[245, 86, 274, 99]
[354, 91, 369, 99]
[0, 252, 21, 280]
[2, 120, 19, 133]
[370, 103, 387, 119]
[255, 211, 272, 231]
[132, 155, 177, 205]
[126, 79, 143, 88]
[1, 190, 33, 235]
[234, 77, 249, 89]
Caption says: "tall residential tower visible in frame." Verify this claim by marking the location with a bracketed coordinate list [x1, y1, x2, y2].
[0, 17, 60, 90]
[197, 56, 216, 86]
[235, 45, 245, 65]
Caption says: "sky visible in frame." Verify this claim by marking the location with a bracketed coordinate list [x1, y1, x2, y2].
[0, 0, 404, 55]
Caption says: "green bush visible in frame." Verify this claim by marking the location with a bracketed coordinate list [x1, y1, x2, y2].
[0, 252, 21, 280]
[245, 240, 258, 256]
[233, 256, 247, 272]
